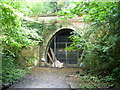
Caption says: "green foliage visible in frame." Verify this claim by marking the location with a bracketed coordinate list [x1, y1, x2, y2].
[2, 0, 69, 16]
[78, 75, 110, 88]
[101, 75, 115, 82]
[24, 19, 57, 41]
[21, 21, 43, 42]
[61, 1, 120, 83]
[70, 2, 117, 22]
[1, 1, 58, 85]
[2, 0, 32, 16]
[29, 1, 69, 15]
[65, 31, 86, 51]
[31, 2, 51, 15]
[1, 2, 42, 85]
[2, 57, 27, 83]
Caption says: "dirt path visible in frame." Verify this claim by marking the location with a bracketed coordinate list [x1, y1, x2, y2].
[12, 67, 82, 88]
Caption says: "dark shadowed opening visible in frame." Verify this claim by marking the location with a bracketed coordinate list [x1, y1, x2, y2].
[46, 29, 80, 66]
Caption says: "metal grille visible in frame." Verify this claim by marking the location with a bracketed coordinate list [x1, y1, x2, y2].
[53, 36, 79, 64]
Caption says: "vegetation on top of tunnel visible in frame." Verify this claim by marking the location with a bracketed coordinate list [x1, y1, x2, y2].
[61, 1, 120, 85]
[1, 0, 69, 16]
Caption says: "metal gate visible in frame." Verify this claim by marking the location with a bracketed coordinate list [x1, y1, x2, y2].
[53, 35, 79, 64]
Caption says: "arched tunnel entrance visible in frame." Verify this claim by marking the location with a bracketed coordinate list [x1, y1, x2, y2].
[46, 29, 80, 66]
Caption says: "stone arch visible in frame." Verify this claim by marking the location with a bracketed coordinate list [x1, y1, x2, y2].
[42, 27, 81, 66]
